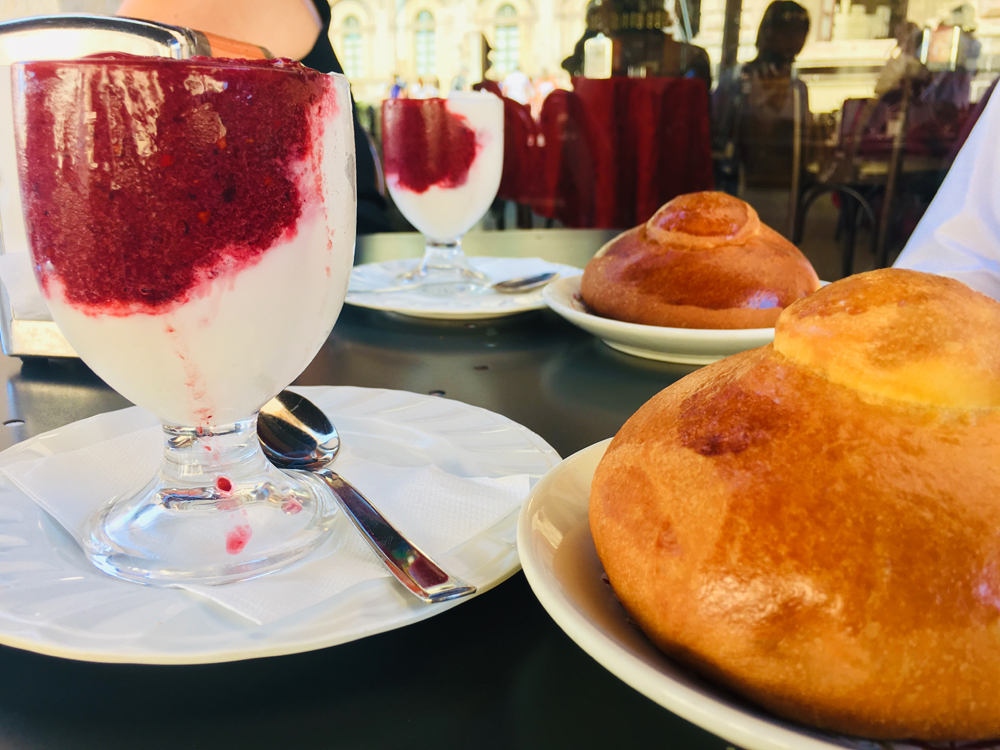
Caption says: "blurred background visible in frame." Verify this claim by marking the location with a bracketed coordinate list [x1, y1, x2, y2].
[2, 0, 993, 280]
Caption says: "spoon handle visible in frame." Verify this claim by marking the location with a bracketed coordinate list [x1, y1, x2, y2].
[316, 468, 477, 603]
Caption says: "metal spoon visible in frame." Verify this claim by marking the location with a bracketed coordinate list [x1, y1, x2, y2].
[490, 271, 560, 293]
[349, 271, 559, 295]
[258, 390, 476, 604]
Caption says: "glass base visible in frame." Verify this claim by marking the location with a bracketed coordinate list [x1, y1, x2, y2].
[397, 239, 490, 295]
[83, 418, 339, 586]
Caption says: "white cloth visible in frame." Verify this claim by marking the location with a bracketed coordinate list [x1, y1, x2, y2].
[893, 87, 1000, 299]
[1, 427, 529, 626]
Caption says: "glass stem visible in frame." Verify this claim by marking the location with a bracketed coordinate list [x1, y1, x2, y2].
[399, 238, 489, 285]
[156, 416, 269, 508]
[421, 239, 463, 273]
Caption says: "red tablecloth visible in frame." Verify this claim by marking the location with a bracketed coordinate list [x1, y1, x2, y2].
[537, 77, 713, 228]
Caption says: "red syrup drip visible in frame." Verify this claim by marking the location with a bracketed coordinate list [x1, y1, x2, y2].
[17, 55, 334, 313]
[225, 523, 253, 555]
[216, 476, 233, 493]
[381, 98, 478, 194]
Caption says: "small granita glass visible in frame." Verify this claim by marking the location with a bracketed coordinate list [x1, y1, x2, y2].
[381, 90, 503, 293]
[13, 56, 356, 585]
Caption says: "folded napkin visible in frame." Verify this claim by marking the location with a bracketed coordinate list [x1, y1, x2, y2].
[1, 426, 529, 625]
[348, 256, 582, 294]
[894, 90, 1000, 299]
[463, 256, 581, 283]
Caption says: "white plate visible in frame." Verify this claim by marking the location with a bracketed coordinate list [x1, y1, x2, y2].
[517, 441, 994, 750]
[346, 257, 583, 320]
[0, 386, 560, 665]
[543, 276, 774, 365]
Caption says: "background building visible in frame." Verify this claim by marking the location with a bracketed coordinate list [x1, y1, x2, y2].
[329, 0, 595, 103]
[0, 0, 994, 110]
[330, 0, 999, 107]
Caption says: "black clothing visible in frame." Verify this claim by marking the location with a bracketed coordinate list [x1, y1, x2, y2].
[300, 0, 339, 74]
[302, 0, 392, 235]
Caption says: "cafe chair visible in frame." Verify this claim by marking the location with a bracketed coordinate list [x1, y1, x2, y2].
[788, 94, 883, 279]
[538, 76, 713, 229]
[473, 81, 539, 229]
[498, 96, 542, 228]
[475, 79, 503, 98]
[790, 80, 961, 276]
[535, 88, 608, 228]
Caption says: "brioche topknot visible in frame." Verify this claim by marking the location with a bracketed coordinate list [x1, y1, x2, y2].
[580, 191, 820, 329]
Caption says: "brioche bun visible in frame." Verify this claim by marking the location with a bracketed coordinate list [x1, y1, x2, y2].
[589, 269, 1000, 740]
[580, 192, 820, 329]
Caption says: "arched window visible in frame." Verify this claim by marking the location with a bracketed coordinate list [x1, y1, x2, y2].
[414, 10, 436, 77]
[494, 4, 519, 76]
[341, 16, 363, 79]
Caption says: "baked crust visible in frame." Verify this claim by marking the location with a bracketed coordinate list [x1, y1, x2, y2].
[589, 269, 1000, 740]
[580, 192, 820, 329]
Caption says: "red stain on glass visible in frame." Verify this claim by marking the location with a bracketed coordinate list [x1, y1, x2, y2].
[381, 98, 478, 194]
[225, 523, 252, 554]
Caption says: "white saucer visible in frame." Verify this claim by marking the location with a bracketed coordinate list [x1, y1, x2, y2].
[543, 277, 775, 365]
[517, 441, 975, 750]
[346, 257, 583, 320]
[0, 386, 560, 665]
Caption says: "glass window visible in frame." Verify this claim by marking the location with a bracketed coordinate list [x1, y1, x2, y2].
[415, 10, 436, 77]
[332, 0, 999, 275]
[342, 15, 363, 80]
[494, 4, 520, 76]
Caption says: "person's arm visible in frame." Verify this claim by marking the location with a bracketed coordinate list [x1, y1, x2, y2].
[117, 0, 321, 60]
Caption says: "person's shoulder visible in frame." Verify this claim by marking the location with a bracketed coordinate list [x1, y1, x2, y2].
[681, 41, 711, 61]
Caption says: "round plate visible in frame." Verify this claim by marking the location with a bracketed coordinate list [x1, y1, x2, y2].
[543, 277, 774, 364]
[0, 386, 560, 664]
[346, 257, 583, 320]
[517, 441, 991, 750]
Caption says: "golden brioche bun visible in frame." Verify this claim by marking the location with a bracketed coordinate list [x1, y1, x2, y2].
[589, 268, 1000, 740]
[580, 192, 821, 329]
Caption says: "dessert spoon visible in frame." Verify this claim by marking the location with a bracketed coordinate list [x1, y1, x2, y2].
[349, 270, 559, 295]
[258, 390, 477, 603]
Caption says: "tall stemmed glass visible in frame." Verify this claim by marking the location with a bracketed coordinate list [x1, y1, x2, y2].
[381, 90, 503, 292]
[13, 56, 356, 585]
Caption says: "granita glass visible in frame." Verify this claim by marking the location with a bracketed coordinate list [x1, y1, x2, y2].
[13, 56, 356, 585]
[381, 90, 503, 292]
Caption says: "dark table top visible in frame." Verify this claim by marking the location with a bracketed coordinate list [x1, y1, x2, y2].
[0, 230, 737, 750]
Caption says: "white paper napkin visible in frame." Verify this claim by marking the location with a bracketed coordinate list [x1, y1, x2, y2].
[346, 257, 583, 316]
[470, 256, 578, 281]
[894, 91, 1000, 299]
[1, 426, 530, 626]
[348, 256, 578, 292]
